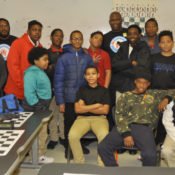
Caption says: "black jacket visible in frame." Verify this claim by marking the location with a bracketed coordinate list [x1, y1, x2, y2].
[0, 54, 7, 97]
[111, 40, 150, 92]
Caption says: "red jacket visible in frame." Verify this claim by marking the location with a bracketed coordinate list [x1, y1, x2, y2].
[4, 33, 42, 99]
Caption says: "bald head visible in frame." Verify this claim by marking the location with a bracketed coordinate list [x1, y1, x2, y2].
[109, 11, 122, 19]
[109, 11, 122, 32]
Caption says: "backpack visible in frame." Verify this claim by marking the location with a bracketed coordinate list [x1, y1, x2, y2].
[0, 94, 24, 114]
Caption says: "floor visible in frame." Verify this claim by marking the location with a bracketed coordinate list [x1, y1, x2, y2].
[14, 138, 168, 175]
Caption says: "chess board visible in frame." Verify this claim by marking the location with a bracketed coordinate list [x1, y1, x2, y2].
[2, 112, 33, 128]
[0, 130, 24, 156]
[123, 16, 147, 33]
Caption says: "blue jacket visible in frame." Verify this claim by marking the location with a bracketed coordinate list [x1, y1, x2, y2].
[54, 46, 94, 105]
[24, 65, 51, 106]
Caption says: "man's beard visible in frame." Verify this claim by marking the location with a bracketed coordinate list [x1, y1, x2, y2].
[0, 31, 9, 39]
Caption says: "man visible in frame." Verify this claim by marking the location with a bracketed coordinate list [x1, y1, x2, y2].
[101, 12, 127, 130]
[4, 20, 42, 100]
[88, 31, 111, 88]
[0, 18, 17, 61]
[101, 12, 127, 59]
[98, 69, 175, 166]
[141, 18, 161, 55]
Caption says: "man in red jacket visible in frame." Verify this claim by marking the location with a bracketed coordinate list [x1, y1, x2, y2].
[4, 20, 43, 100]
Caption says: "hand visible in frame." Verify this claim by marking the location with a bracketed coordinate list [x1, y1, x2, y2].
[158, 98, 169, 113]
[124, 136, 134, 148]
[92, 54, 101, 64]
[96, 103, 103, 108]
[59, 104, 65, 113]
[132, 61, 138, 66]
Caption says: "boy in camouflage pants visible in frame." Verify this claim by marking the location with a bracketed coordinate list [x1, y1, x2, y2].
[98, 70, 175, 166]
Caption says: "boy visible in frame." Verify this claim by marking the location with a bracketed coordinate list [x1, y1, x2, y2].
[141, 18, 161, 54]
[98, 69, 175, 166]
[88, 31, 111, 88]
[22, 47, 54, 163]
[151, 30, 175, 144]
[162, 100, 175, 167]
[68, 65, 110, 165]
[4, 20, 42, 100]
[46, 28, 65, 149]
[54, 30, 94, 158]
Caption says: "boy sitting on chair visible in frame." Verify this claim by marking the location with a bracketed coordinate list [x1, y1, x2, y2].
[98, 69, 175, 166]
[68, 65, 110, 166]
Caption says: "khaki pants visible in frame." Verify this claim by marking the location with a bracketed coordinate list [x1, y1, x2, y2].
[68, 116, 109, 166]
[49, 97, 65, 141]
[30, 122, 48, 158]
[162, 134, 175, 167]
[38, 122, 48, 156]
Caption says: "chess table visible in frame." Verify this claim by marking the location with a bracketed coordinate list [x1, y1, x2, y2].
[0, 110, 52, 175]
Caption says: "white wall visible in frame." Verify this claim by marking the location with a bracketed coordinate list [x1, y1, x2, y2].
[1, 0, 175, 48]
[1, 0, 112, 47]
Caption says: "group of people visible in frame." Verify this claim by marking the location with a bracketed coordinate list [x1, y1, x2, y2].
[0, 11, 175, 167]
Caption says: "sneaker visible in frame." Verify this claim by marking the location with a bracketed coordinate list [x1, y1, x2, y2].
[39, 155, 54, 164]
[47, 141, 58, 149]
[82, 146, 90, 154]
[59, 137, 65, 147]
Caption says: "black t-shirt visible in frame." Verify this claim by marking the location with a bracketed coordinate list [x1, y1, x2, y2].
[151, 53, 175, 89]
[75, 85, 110, 116]
[101, 28, 127, 59]
[0, 35, 17, 61]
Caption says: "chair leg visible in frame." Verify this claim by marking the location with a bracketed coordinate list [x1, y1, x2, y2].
[156, 144, 161, 166]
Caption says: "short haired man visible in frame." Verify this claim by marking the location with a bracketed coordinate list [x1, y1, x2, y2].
[4, 20, 43, 100]
[0, 18, 17, 61]
[101, 12, 127, 59]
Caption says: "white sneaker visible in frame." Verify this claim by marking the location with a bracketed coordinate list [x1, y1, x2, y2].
[39, 155, 54, 164]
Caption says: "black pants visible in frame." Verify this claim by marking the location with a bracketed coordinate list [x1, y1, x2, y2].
[98, 124, 157, 166]
[106, 86, 116, 131]
[64, 103, 77, 148]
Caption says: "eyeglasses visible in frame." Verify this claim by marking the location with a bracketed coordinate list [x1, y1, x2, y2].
[0, 24, 9, 27]
[71, 38, 83, 41]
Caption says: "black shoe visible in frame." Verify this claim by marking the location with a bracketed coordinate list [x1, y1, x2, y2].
[59, 137, 65, 147]
[82, 146, 90, 154]
[65, 148, 73, 160]
[47, 141, 58, 149]
[129, 150, 137, 155]
[117, 149, 126, 154]
[81, 138, 97, 146]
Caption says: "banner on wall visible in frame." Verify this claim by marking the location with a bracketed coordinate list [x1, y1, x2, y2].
[112, 0, 159, 33]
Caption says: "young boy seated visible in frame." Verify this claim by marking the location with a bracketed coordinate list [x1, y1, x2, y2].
[22, 47, 54, 163]
[88, 31, 111, 88]
[98, 69, 175, 166]
[68, 65, 110, 165]
[162, 100, 175, 167]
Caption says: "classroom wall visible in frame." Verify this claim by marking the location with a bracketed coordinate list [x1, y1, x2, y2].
[1, 0, 175, 48]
